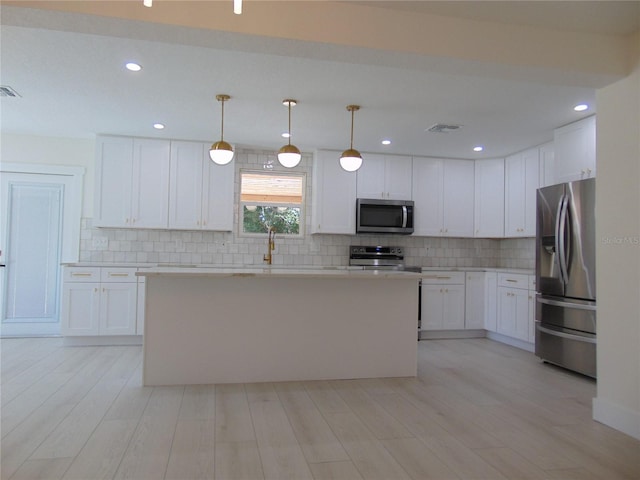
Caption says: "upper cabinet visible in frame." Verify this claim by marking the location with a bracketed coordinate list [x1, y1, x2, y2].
[538, 142, 555, 187]
[95, 135, 233, 231]
[169, 141, 234, 231]
[412, 157, 474, 237]
[474, 158, 504, 237]
[356, 153, 412, 200]
[312, 150, 356, 234]
[504, 148, 539, 237]
[554, 115, 596, 183]
[94, 136, 170, 228]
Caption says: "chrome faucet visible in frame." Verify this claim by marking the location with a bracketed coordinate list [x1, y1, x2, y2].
[263, 227, 276, 265]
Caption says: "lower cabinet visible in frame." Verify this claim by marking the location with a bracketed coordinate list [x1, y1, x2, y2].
[496, 273, 535, 344]
[421, 272, 465, 330]
[61, 267, 140, 336]
[465, 271, 497, 330]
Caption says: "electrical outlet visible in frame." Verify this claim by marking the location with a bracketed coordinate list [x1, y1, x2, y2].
[92, 236, 108, 249]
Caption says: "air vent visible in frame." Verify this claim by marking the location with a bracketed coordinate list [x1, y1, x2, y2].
[427, 123, 461, 133]
[0, 86, 21, 98]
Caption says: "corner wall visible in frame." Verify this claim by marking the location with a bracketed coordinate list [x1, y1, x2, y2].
[593, 50, 640, 439]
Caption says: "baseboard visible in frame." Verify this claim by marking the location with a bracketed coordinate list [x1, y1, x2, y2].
[486, 331, 535, 352]
[63, 335, 143, 347]
[419, 329, 486, 340]
[593, 397, 640, 440]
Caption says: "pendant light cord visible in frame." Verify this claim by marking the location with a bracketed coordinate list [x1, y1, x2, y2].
[288, 102, 292, 146]
[350, 108, 355, 149]
[220, 98, 225, 142]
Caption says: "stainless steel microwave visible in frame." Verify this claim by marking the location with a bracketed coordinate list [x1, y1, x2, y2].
[356, 198, 414, 234]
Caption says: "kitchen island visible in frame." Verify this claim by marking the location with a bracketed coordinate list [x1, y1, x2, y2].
[138, 267, 420, 386]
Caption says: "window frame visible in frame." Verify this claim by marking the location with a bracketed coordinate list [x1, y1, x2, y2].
[238, 169, 306, 238]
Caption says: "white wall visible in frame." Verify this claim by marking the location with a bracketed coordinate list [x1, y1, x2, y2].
[1, 133, 95, 217]
[593, 44, 640, 439]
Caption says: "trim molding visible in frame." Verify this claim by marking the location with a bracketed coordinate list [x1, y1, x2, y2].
[593, 397, 640, 440]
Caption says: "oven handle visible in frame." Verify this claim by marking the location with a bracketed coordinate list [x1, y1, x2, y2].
[537, 325, 596, 344]
[402, 206, 408, 228]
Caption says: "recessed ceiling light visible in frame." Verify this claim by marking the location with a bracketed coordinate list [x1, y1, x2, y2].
[125, 62, 142, 72]
[473, 146, 484, 152]
[381, 140, 391, 145]
[153, 123, 165, 130]
[281, 132, 291, 138]
[574, 104, 589, 112]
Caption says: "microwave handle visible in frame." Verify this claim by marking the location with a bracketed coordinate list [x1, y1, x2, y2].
[402, 206, 408, 228]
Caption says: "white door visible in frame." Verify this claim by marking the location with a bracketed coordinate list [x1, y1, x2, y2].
[0, 174, 72, 336]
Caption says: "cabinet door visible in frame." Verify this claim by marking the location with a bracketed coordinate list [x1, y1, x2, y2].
[442, 284, 465, 329]
[465, 272, 485, 329]
[539, 142, 555, 187]
[513, 288, 531, 341]
[474, 158, 504, 237]
[94, 136, 133, 227]
[169, 141, 205, 229]
[311, 150, 356, 234]
[356, 153, 385, 199]
[412, 157, 443, 236]
[137, 277, 145, 335]
[497, 287, 529, 341]
[528, 290, 535, 343]
[203, 152, 235, 231]
[523, 148, 540, 236]
[554, 116, 596, 183]
[443, 160, 474, 237]
[131, 138, 170, 228]
[504, 153, 525, 236]
[484, 272, 498, 332]
[421, 285, 445, 330]
[100, 283, 137, 335]
[61, 282, 100, 335]
[384, 155, 413, 200]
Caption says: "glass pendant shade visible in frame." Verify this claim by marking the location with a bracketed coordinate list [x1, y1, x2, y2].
[277, 144, 302, 168]
[278, 99, 301, 168]
[209, 140, 234, 165]
[339, 149, 363, 172]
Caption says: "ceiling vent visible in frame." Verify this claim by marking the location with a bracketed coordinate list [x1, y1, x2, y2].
[427, 123, 461, 133]
[0, 86, 21, 98]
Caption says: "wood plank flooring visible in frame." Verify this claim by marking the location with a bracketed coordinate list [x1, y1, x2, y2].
[2, 337, 639, 479]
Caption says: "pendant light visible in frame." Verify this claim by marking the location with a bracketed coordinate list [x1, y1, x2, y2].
[234, 0, 242, 14]
[209, 94, 234, 165]
[340, 105, 363, 172]
[277, 99, 302, 168]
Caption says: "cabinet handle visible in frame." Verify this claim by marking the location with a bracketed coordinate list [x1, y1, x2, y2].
[94, 287, 98, 293]
[197, 220, 200, 226]
[203, 220, 206, 226]
[506, 279, 518, 283]
[102, 288, 106, 292]
[125, 218, 130, 224]
[71, 273, 93, 277]
[445, 288, 449, 293]
[108, 273, 130, 277]
[436, 276, 451, 280]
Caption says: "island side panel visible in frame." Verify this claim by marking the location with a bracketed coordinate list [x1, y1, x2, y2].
[143, 275, 418, 385]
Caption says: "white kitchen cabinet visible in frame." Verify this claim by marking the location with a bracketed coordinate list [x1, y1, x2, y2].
[474, 158, 504, 237]
[168, 141, 234, 231]
[94, 136, 170, 228]
[421, 272, 465, 330]
[496, 273, 532, 342]
[412, 158, 474, 237]
[504, 148, 539, 237]
[311, 150, 357, 234]
[465, 271, 497, 330]
[356, 153, 412, 200]
[61, 267, 138, 336]
[136, 274, 146, 335]
[538, 142, 556, 187]
[554, 115, 596, 183]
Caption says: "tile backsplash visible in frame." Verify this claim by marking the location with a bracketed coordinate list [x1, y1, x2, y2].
[79, 148, 535, 270]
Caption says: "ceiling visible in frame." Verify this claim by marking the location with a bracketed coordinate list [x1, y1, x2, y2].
[1, 2, 637, 160]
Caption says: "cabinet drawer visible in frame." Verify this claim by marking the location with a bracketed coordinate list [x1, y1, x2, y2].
[64, 267, 101, 282]
[498, 273, 529, 289]
[101, 268, 138, 282]
[421, 271, 465, 285]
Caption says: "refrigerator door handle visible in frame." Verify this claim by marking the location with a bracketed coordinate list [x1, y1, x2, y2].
[537, 296, 596, 311]
[538, 325, 597, 344]
[557, 194, 570, 285]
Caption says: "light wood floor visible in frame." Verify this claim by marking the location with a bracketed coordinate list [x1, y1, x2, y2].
[2, 337, 639, 480]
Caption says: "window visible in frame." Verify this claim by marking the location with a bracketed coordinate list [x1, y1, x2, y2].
[240, 170, 305, 236]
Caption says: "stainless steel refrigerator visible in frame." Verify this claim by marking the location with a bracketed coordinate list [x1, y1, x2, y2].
[535, 177, 596, 377]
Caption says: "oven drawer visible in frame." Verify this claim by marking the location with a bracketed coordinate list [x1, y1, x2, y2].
[535, 322, 596, 378]
[536, 295, 596, 334]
